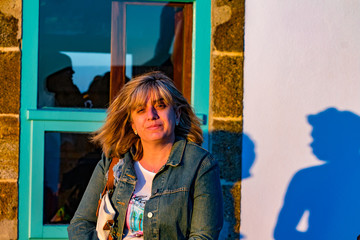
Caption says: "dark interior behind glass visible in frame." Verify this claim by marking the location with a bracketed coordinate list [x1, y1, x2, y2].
[43, 132, 101, 224]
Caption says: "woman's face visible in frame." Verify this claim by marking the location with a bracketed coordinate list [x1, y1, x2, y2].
[131, 96, 180, 145]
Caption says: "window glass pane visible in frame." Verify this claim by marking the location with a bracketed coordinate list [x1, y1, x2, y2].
[37, 0, 192, 108]
[43, 132, 101, 224]
[126, 4, 184, 79]
[38, 0, 112, 108]
[111, 1, 192, 101]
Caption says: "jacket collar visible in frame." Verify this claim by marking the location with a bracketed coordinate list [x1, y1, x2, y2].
[122, 152, 137, 183]
[165, 137, 186, 167]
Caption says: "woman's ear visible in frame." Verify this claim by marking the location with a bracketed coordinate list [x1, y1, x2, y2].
[131, 119, 137, 135]
[132, 124, 138, 135]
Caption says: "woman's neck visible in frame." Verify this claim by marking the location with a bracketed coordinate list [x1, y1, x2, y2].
[140, 140, 174, 173]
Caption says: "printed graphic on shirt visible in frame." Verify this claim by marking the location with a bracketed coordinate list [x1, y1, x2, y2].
[126, 194, 148, 237]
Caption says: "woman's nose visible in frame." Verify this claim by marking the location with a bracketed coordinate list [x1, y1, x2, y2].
[147, 107, 159, 120]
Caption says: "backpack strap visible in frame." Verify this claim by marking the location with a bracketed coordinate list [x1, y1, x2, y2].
[96, 157, 120, 217]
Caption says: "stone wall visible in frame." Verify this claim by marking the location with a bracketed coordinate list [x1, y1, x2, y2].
[0, 0, 22, 239]
[211, 0, 244, 239]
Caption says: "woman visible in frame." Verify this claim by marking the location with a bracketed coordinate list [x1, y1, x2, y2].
[68, 71, 223, 239]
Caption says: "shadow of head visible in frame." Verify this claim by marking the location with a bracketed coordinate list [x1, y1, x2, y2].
[307, 107, 360, 162]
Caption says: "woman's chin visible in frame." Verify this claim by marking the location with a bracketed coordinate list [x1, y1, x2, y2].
[141, 133, 174, 144]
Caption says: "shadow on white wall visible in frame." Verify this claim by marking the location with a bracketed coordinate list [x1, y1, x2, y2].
[274, 108, 360, 239]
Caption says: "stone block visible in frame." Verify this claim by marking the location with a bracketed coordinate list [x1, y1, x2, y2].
[0, 11, 19, 47]
[213, 119, 242, 133]
[0, 0, 22, 19]
[220, 182, 241, 240]
[212, 0, 245, 52]
[0, 51, 20, 114]
[0, 116, 19, 179]
[212, 55, 243, 118]
[0, 182, 18, 220]
[0, 219, 17, 240]
[211, 121, 242, 182]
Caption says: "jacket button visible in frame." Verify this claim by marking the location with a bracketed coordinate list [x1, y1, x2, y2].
[147, 212, 153, 218]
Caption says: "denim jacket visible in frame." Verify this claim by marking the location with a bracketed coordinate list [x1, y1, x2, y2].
[68, 138, 223, 240]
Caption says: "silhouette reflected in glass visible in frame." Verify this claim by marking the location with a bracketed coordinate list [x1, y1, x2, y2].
[125, 3, 187, 90]
[38, 0, 111, 108]
[274, 107, 360, 240]
[134, 6, 182, 78]
[44, 53, 84, 107]
[39, 51, 110, 108]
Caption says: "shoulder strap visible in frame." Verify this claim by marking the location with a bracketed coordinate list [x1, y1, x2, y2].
[96, 157, 120, 217]
[106, 157, 119, 192]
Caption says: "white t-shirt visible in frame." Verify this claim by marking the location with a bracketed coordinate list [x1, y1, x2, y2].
[123, 161, 156, 240]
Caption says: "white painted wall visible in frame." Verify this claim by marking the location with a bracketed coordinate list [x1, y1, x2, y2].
[241, 1, 360, 239]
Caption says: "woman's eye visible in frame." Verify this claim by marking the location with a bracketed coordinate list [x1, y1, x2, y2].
[155, 103, 166, 109]
[136, 108, 145, 113]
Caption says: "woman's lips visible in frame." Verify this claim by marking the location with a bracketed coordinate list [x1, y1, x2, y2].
[146, 124, 162, 130]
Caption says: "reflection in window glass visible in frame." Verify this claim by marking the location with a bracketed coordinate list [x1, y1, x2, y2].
[60, 52, 111, 93]
[38, 0, 111, 108]
[43, 132, 101, 224]
[111, 1, 192, 101]
[125, 4, 185, 83]
[37, 0, 192, 108]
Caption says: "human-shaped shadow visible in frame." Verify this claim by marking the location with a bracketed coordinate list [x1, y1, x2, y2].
[274, 107, 360, 240]
[218, 133, 256, 240]
[240, 133, 256, 239]
[132, 5, 185, 91]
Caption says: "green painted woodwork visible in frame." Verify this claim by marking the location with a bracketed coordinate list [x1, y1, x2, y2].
[19, 0, 211, 239]
[19, 0, 40, 239]
[30, 239, 68, 240]
[27, 109, 107, 122]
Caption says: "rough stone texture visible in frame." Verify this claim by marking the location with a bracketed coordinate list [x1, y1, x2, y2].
[211, 120, 242, 182]
[212, 55, 243, 118]
[0, 182, 18, 220]
[0, 182, 18, 240]
[0, 219, 17, 240]
[0, 11, 19, 47]
[0, 0, 22, 43]
[221, 182, 241, 240]
[0, 116, 19, 179]
[0, 1, 21, 238]
[213, 119, 242, 133]
[211, 0, 244, 238]
[0, 51, 21, 114]
[0, 0, 22, 18]
[213, 0, 245, 52]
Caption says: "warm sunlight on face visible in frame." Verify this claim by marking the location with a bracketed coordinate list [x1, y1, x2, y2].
[131, 97, 179, 145]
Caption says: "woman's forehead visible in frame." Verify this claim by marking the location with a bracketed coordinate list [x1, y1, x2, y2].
[131, 88, 172, 108]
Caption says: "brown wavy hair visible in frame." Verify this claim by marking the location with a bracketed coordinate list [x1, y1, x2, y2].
[92, 71, 203, 160]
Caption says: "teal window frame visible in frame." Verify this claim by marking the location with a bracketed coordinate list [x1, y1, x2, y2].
[19, 0, 211, 239]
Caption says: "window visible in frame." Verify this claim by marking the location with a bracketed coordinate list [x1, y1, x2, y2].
[20, 0, 211, 238]
[43, 132, 101, 225]
[37, 0, 192, 109]
[37, 0, 112, 109]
